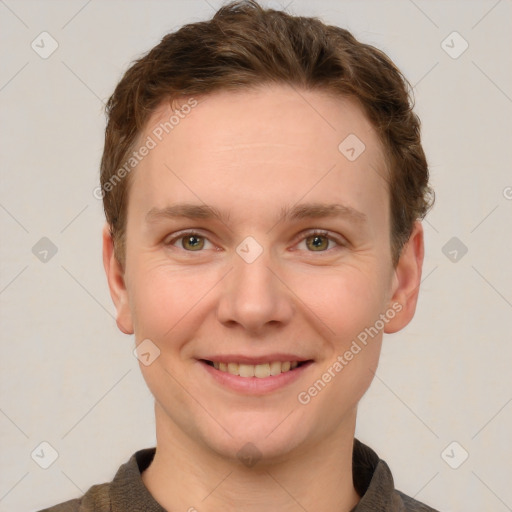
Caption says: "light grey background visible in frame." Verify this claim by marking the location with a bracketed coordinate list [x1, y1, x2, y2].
[1, 0, 511, 510]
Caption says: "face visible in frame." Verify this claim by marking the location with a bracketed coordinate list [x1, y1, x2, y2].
[104, 84, 423, 463]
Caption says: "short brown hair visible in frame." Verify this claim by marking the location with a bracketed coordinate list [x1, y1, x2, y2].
[100, 0, 434, 268]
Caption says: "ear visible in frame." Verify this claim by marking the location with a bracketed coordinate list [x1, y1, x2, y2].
[102, 223, 134, 334]
[384, 220, 424, 334]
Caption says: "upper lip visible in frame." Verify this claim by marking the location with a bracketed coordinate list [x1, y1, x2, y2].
[199, 354, 313, 364]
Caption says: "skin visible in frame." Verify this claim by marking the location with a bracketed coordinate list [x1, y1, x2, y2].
[103, 84, 424, 512]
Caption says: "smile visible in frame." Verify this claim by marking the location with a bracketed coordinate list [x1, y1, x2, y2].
[204, 360, 304, 378]
[199, 358, 314, 394]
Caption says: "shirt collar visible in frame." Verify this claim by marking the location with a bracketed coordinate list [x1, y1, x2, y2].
[110, 447, 164, 512]
[350, 438, 399, 510]
[110, 438, 402, 511]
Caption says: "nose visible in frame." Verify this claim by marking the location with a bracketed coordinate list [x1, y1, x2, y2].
[216, 246, 294, 334]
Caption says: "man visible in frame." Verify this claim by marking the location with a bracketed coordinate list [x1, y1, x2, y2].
[41, 0, 438, 510]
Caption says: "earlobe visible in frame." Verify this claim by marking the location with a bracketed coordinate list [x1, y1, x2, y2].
[384, 221, 424, 334]
[102, 223, 134, 335]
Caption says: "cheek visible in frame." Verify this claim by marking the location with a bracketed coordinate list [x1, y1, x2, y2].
[289, 264, 387, 341]
[295, 268, 385, 423]
[290, 264, 387, 399]
[128, 262, 220, 341]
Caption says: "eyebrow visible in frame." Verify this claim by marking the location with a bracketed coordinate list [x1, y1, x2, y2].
[145, 202, 367, 225]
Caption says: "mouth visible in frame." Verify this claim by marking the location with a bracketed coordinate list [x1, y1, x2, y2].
[201, 359, 311, 378]
[198, 358, 314, 395]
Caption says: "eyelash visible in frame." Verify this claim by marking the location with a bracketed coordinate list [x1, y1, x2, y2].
[164, 229, 346, 254]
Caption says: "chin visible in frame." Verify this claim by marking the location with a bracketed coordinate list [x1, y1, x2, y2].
[195, 410, 314, 464]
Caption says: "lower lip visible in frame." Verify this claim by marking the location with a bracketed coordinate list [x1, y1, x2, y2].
[198, 360, 313, 395]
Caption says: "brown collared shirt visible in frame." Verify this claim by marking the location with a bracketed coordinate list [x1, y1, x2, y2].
[39, 439, 440, 511]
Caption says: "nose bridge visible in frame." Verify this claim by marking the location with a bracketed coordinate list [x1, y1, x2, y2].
[216, 238, 293, 331]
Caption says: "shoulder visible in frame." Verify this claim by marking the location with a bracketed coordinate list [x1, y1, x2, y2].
[36, 447, 157, 512]
[37, 498, 81, 512]
[36, 483, 110, 512]
[396, 490, 440, 512]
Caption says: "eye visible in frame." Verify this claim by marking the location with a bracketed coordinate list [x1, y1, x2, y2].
[296, 230, 345, 252]
[165, 231, 214, 251]
[164, 229, 345, 254]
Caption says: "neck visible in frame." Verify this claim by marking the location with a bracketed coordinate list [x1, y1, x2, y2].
[142, 403, 360, 512]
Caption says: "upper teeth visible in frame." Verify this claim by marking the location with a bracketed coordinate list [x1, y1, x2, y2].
[213, 361, 299, 378]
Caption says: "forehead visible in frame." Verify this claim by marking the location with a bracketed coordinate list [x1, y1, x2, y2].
[129, 84, 389, 227]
